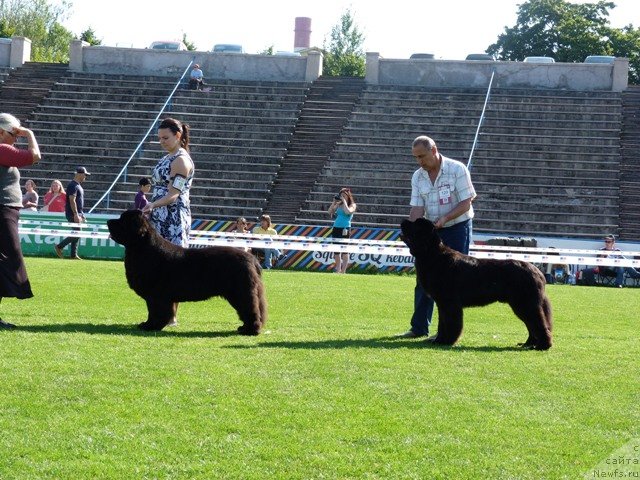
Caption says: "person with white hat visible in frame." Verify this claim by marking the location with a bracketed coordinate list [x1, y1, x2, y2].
[0, 112, 41, 328]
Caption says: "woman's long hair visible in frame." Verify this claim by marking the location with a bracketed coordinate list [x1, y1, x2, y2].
[48, 179, 65, 194]
[339, 187, 355, 206]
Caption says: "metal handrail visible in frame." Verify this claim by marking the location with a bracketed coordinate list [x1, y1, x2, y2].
[88, 58, 195, 213]
[467, 69, 495, 170]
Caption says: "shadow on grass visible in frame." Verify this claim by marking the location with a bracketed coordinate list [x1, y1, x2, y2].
[225, 336, 527, 352]
[11, 323, 238, 338]
[11, 325, 531, 351]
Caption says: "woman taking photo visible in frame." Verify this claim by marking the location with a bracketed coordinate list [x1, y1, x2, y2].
[0, 113, 41, 328]
[328, 187, 357, 274]
[142, 117, 194, 247]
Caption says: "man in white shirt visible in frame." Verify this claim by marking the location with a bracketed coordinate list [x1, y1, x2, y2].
[398, 135, 477, 338]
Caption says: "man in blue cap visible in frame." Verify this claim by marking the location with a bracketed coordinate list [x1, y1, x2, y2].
[54, 167, 90, 259]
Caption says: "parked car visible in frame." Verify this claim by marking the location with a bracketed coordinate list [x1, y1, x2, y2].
[212, 44, 244, 53]
[410, 53, 435, 59]
[274, 51, 301, 56]
[523, 56, 555, 63]
[149, 40, 187, 51]
[465, 53, 495, 61]
[584, 55, 615, 64]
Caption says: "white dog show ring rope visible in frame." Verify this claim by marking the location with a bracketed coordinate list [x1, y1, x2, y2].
[18, 219, 640, 268]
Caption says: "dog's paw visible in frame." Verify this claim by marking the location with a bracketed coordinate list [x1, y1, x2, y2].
[237, 325, 260, 336]
[427, 335, 456, 346]
[138, 321, 162, 331]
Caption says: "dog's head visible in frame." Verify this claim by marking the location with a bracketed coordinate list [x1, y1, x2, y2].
[107, 210, 152, 247]
[400, 218, 442, 257]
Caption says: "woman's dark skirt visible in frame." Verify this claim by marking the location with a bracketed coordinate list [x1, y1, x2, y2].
[0, 206, 33, 299]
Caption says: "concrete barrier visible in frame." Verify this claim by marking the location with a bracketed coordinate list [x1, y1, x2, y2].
[70, 41, 323, 83]
[366, 52, 629, 92]
[0, 36, 31, 68]
[0, 40, 10, 67]
[67, 43, 628, 92]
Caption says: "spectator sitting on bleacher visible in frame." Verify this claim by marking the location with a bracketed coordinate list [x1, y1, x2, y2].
[189, 64, 204, 90]
[580, 234, 640, 288]
[252, 214, 280, 270]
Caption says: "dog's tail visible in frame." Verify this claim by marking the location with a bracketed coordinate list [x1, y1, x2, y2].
[253, 255, 263, 275]
[256, 280, 268, 330]
[251, 254, 267, 331]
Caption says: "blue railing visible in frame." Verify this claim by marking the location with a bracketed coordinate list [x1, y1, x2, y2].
[88, 58, 195, 213]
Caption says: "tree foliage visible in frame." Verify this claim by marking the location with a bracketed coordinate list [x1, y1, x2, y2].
[487, 0, 640, 84]
[322, 9, 366, 77]
[79, 27, 102, 46]
[260, 45, 274, 55]
[182, 33, 196, 51]
[0, 0, 74, 62]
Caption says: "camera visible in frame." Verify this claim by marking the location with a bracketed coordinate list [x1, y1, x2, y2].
[333, 194, 342, 201]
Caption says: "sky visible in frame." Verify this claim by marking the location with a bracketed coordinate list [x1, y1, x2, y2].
[61, 0, 639, 60]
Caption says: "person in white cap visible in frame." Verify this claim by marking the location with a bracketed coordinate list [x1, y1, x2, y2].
[0, 112, 41, 329]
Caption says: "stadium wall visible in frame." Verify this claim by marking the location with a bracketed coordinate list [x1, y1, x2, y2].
[366, 52, 629, 92]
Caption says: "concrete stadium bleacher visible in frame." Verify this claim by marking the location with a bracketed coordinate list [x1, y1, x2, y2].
[2, 62, 637, 242]
[619, 85, 640, 240]
[0, 66, 10, 83]
[297, 85, 623, 239]
[20, 71, 308, 221]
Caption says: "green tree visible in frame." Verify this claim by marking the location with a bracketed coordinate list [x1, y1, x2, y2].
[0, 0, 74, 62]
[608, 25, 640, 84]
[182, 33, 196, 51]
[0, 19, 14, 37]
[261, 45, 274, 55]
[41, 21, 74, 62]
[487, 0, 640, 84]
[79, 27, 102, 46]
[322, 9, 366, 77]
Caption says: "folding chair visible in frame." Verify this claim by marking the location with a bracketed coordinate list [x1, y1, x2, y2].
[596, 268, 617, 286]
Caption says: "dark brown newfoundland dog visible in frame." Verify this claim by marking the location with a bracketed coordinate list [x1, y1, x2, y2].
[400, 218, 552, 350]
[107, 210, 267, 334]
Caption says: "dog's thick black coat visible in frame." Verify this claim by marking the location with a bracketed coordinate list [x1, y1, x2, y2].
[400, 218, 552, 349]
[107, 210, 267, 334]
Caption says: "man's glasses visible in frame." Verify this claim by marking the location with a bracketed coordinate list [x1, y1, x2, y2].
[2, 129, 16, 137]
[604, 240, 613, 243]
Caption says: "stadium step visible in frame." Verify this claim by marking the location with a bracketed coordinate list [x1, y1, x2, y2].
[264, 76, 366, 224]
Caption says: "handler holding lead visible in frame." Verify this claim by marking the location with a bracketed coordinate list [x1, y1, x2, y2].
[397, 135, 477, 339]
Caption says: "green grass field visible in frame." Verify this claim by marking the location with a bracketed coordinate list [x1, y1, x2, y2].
[0, 258, 638, 479]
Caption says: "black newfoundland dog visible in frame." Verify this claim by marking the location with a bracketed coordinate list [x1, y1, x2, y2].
[400, 218, 552, 349]
[107, 210, 267, 334]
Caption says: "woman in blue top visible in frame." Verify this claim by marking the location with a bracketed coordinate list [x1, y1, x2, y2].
[328, 187, 357, 273]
